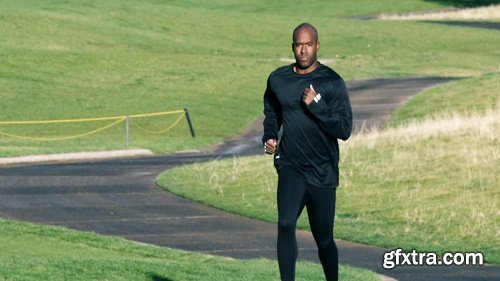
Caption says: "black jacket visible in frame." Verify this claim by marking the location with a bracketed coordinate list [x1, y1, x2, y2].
[263, 64, 353, 188]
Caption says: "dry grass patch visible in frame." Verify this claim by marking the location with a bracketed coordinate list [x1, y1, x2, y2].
[338, 109, 499, 261]
[379, 4, 500, 20]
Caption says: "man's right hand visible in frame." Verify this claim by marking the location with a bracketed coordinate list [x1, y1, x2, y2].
[264, 139, 277, 154]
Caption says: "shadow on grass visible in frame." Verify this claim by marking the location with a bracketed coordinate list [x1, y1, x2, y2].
[423, 0, 499, 8]
[148, 274, 174, 281]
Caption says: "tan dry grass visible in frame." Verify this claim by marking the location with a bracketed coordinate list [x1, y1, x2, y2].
[337, 109, 499, 259]
[347, 108, 499, 147]
[379, 4, 500, 20]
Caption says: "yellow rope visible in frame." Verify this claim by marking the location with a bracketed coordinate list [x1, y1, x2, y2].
[0, 109, 189, 141]
[131, 111, 186, 135]
[0, 110, 185, 125]
[129, 110, 185, 119]
[0, 118, 125, 141]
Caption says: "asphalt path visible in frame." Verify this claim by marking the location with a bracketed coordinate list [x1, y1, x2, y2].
[1, 77, 499, 281]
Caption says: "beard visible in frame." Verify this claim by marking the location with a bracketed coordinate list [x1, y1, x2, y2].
[295, 55, 317, 70]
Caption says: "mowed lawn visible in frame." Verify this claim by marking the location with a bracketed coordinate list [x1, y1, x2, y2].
[1, 0, 499, 279]
[0, 219, 379, 281]
[1, 0, 499, 156]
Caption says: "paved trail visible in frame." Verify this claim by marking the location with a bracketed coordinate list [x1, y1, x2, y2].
[1, 77, 498, 281]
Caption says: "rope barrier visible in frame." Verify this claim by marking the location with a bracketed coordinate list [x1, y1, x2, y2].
[0, 109, 194, 142]
[131, 111, 186, 135]
[128, 110, 185, 119]
[0, 118, 125, 141]
[0, 109, 185, 125]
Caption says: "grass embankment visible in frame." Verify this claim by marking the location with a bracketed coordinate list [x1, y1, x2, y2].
[158, 74, 500, 264]
[0, 219, 379, 281]
[158, 108, 500, 264]
[389, 73, 500, 127]
[1, 0, 499, 156]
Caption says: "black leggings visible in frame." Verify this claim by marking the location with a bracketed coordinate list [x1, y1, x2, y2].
[277, 166, 338, 281]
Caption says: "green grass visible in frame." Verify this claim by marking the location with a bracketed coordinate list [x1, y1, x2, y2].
[1, 0, 499, 156]
[2, 0, 499, 278]
[0, 219, 379, 281]
[389, 72, 500, 127]
[157, 109, 500, 264]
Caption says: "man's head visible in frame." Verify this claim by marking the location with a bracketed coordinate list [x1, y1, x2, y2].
[292, 23, 320, 72]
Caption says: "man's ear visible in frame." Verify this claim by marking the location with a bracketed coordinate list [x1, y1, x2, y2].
[316, 41, 320, 52]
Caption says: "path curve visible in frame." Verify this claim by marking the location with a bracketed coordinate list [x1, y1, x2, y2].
[1, 77, 499, 281]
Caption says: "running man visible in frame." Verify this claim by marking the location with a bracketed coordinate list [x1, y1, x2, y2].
[262, 23, 352, 281]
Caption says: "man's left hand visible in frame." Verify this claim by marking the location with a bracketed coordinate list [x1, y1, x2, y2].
[302, 84, 316, 105]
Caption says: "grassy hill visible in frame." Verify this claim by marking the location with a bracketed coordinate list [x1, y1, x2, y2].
[1, 0, 499, 156]
[158, 109, 500, 264]
[0, 219, 378, 280]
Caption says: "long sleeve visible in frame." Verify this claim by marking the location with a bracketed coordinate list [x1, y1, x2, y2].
[262, 76, 282, 144]
[306, 79, 352, 140]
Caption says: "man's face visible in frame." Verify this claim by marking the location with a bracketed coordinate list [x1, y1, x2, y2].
[292, 28, 320, 70]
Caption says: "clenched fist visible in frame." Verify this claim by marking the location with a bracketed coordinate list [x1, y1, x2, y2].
[264, 139, 277, 154]
[302, 84, 317, 105]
